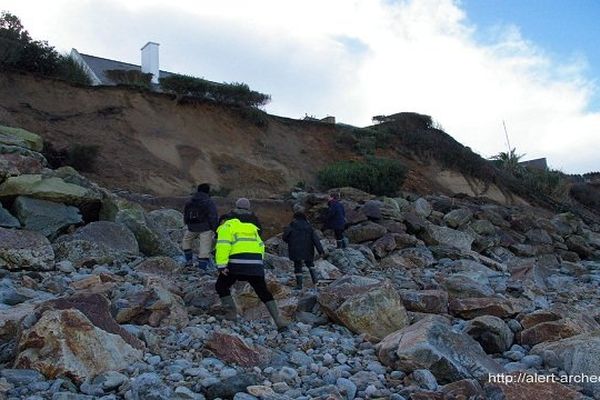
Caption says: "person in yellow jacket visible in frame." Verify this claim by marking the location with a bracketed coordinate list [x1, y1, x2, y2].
[215, 199, 289, 331]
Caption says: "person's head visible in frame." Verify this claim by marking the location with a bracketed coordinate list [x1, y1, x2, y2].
[292, 204, 305, 215]
[197, 183, 210, 194]
[328, 192, 340, 201]
[235, 197, 251, 210]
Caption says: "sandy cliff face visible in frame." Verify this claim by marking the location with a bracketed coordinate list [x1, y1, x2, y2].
[0, 71, 528, 205]
[0, 72, 352, 196]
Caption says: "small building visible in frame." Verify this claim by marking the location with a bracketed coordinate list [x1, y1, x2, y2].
[70, 42, 174, 86]
[519, 157, 548, 171]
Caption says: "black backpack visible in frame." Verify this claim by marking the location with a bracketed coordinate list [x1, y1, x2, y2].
[187, 202, 208, 223]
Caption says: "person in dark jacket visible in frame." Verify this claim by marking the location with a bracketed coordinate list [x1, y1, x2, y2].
[182, 183, 219, 269]
[283, 205, 325, 290]
[325, 192, 347, 248]
[218, 198, 262, 232]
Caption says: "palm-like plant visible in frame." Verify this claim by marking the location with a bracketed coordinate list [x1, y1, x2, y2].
[490, 147, 526, 174]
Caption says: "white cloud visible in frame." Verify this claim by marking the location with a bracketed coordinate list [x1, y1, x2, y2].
[2, 0, 599, 173]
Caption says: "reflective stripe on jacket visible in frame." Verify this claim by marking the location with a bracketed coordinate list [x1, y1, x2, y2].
[215, 218, 264, 273]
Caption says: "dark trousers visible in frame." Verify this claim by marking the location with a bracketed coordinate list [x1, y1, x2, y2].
[334, 229, 345, 240]
[215, 273, 274, 303]
[293, 260, 314, 274]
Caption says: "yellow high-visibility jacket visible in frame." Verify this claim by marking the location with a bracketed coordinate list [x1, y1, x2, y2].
[215, 218, 265, 275]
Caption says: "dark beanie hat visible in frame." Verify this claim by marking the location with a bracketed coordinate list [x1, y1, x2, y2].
[197, 183, 210, 193]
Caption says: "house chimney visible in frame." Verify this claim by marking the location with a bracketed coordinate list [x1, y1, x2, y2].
[141, 42, 159, 84]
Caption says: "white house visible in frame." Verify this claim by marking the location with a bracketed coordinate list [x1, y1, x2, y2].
[70, 42, 173, 86]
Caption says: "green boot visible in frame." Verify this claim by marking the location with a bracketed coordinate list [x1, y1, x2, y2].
[308, 267, 318, 285]
[220, 295, 238, 320]
[265, 300, 290, 331]
[295, 273, 303, 290]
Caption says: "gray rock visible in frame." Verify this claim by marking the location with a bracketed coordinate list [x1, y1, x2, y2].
[13, 196, 82, 239]
[147, 209, 185, 230]
[531, 331, 600, 398]
[443, 209, 473, 229]
[345, 222, 387, 243]
[463, 315, 514, 353]
[422, 223, 474, 251]
[204, 373, 258, 400]
[52, 393, 95, 400]
[377, 315, 503, 384]
[0, 227, 54, 270]
[233, 394, 258, 400]
[414, 198, 432, 217]
[0, 369, 44, 386]
[0, 203, 20, 228]
[131, 373, 172, 400]
[53, 221, 139, 265]
[93, 371, 128, 390]
[409, 369, 438, 390]
[290, 351, 312, 367]
[337, 377, 357, 400]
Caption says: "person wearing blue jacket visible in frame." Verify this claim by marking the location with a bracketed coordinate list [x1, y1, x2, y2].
[325, 192, 347, 248]
[182, 183, 219, 269]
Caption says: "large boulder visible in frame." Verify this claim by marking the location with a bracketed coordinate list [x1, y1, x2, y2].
[422, 223, 474, 251]
[112, 276, 189, 329]
[205, 332, 272, 368]
[443, 209, 473, 229]
[53, 221, 139, 266]
[0, 125, 43, 152]
[39, 293, 145, 350]
[13, 196, 82, 239]
[115, 205, 182, 257]
[400, 290, 448, 314]
[0, 144, 46, 176]
[463, 315, 514, 353]
[380, 247, 435, 269]
[531, 331, 600, 398]
[376, 315, 503, 384]
[518, 315, 599, 346]
[146, 209, 185, 230]
[345, 222, 387, 243]
[0, 174, 102, 205]
[325, 248, 375, 274]
[0, 203, 20, 228]
[449, 297, 521, 319]
[0, 227, 54, 271]
[317, 275, 409, 341]
[14, 309, 143, 383]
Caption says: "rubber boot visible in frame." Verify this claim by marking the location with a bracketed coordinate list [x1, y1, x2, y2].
[336, 240, 344, 249]
[184, 249, 194, 267]
[342, 237, 349, 248]
[220, 296, 238, 320]
[197, 258, 209, 271]
[295, 274, 303, 290]
[308, 267, 318, 285]
[265, 300, 290, 332]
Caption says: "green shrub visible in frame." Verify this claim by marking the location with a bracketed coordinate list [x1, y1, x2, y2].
[105, 69, 152, 88]
[160, 74, 270, 108]
[318, 158, 407, 196]
[55, 54, 91, 85]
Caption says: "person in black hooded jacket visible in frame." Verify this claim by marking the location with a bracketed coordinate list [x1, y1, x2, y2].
[182, 183, 219, 269]
[282, 204, 325, 289]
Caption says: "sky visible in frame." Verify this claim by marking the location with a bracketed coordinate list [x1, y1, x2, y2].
[2, 0, 599, 174]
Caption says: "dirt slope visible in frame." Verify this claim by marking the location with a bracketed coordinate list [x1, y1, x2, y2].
[0, 71, 525, 204]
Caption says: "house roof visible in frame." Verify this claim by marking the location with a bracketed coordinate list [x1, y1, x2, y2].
[78, 53, 175, 86]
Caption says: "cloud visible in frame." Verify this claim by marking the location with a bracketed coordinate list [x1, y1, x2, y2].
[2, 0, 599, 173]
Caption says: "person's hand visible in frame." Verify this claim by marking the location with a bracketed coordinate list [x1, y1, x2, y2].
[219, 268, 229, 276]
